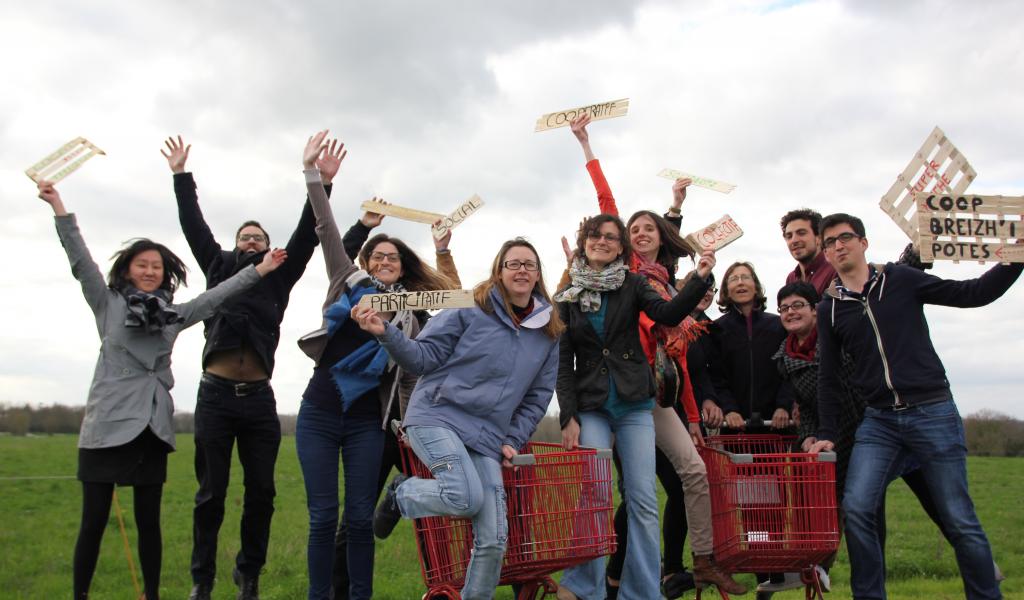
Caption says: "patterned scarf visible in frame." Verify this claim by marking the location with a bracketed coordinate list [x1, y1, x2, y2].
[121, 286, 182, 333]
[554, 257, 628, 312]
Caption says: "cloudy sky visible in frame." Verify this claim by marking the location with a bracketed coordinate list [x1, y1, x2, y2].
[3, 0, 1023, 419]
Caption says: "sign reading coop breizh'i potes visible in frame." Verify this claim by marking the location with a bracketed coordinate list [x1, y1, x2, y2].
[534, 98, 629, 132]
[916, 193, 1024, 263]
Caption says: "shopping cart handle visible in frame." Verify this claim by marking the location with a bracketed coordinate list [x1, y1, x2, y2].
[817, 451, 837, 462]
[509, 446, 613, 466]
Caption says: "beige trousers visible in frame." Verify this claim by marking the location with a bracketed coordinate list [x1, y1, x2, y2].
[652, 405, 714, 554]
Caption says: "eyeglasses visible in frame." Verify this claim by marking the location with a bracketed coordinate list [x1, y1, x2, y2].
[586, 231, 621, 243]
[726, 273, 753, 284]
[238, 233, 266, 242]
[503, 260, 539, 271]
[823, 232, 861, 249]
[369, 251, 401, 263]
[778, 301, 811, 313]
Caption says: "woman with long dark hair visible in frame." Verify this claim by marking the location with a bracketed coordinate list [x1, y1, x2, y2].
[36, 181, 285, 600]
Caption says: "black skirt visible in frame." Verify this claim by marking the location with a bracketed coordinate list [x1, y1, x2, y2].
[77, 427, 171, 486]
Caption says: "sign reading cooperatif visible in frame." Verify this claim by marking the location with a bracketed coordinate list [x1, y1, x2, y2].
[916, 194, 1023, 264]
[534, 98, 630, 132]
[656, 168, 737, 194]
[431, 195, 484, 239]
[25, 137, 106, 184]
[356, 289, 476, 312]
[684, 214, 744, 252]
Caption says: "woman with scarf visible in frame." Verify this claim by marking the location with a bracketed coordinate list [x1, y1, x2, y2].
[352, 237, 562, 600]
[294, 131, 457, 600]
[36, 181, 285, 600]
[563, 115, 745, 598]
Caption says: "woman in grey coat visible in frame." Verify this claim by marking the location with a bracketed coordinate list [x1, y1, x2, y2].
[36, 181, 286, 600]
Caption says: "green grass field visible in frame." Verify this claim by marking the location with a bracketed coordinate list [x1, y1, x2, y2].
[0, 434, 1020, 599]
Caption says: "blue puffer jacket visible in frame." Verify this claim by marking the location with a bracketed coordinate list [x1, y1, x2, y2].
[377, 287, 560, 461]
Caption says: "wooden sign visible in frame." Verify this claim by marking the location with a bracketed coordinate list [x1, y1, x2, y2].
[356, 289, 476, 312]
[431, 195, 484, 240]
[879, 126, 977, 243]
[534, 98, 629, 132]
[25, 137, 105, 183]
[657, 168, 737, 194]
[684, 214, 744, 251]
[359, 200, 445, 225]
[916, 194, 1023, 264]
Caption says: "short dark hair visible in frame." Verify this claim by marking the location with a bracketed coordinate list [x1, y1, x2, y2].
[717, 261, 766, 314]
[107, 239, 188, 294]
[576, 214, 631, 266]
[777, 281, 819, 307]
[780, 209, 823, 235]
[236, 220, 270, 245]
[820, 213, 866, 239]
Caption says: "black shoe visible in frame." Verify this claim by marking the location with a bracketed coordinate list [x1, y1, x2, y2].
[373, 473, 408, 539]
[233, 567, 259, 600]
[662, 569, 696, 599]
[188, 582, 213, 600]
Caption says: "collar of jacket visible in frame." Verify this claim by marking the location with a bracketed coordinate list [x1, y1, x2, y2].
[488, 286, 552, 331]
[823, 262, 889, 301]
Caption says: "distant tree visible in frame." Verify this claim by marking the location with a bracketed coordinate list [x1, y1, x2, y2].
[964, 410, 1024, 457]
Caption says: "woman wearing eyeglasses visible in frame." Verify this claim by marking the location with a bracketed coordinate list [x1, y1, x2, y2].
[294, 131, 457, 600]
[351, 238, 563, 600]
[563, 115, 745, 598]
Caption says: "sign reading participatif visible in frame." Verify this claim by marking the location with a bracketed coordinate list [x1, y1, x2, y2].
[357, 289, 476, 312]
[359, 200, 445, 225]
[880, 126, 976, 243]
[431, 195, 485, 240]
[535, 98, 630, 132]
[25, 137, 106, 183]
[657, 169, 737, 194]
[685, 214, 744, 252]
[916, 193, 1024, 263]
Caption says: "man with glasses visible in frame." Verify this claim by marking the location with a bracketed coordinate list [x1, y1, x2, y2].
[162, 135, 344, 600]
[810, 213, 1019, 600]
[780, 208, 835, 295]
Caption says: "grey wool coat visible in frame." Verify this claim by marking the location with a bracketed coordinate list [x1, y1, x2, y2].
[56, 214, 262, 450]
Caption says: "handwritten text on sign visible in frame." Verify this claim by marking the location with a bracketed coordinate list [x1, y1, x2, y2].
[685, 214, 744, 251]
[657, 169, 737, 194]
[357, 289, 476, 312]
[916, 194, 1024, 264]
[25, 137, 106, 184]
[534, 98, 630, 132]
[431, 195, 484, 239]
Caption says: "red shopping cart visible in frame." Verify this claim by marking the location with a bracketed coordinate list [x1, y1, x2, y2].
[396, 428, 617, 600]
[697, 434, 840, 600]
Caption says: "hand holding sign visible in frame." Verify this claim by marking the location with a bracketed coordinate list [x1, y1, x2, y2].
[672, 177, 693, 209]
[696, 248, 717, 279]
[351, 305, 386, 337]
[361, 197, 389, 228]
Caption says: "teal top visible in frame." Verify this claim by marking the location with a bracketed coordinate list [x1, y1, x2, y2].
[585, 296, 654, 421]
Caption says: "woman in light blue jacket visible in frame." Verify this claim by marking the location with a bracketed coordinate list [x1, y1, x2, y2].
[37, 181, 285, 600]
[352, 238, 563, 600]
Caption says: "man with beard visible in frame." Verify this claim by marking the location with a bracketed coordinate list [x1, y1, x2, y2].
[162, 135, 344, 600]
[781, 208, 835, 295]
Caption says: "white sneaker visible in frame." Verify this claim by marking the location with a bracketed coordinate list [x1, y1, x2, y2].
[755, 572, 803, 592]
[815, 565, 831, 592]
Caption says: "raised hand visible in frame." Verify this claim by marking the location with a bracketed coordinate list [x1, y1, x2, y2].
[303, 130, 330, 169]
[317, 138, 347, 185]
[37, 181, 67, 216]
[671, 177, 692, 210]
[696, 248, 717, 278]
[255, 248, 288, 276]
[433, 220, 452, 252]
[160, 135, 191, 174]
[361, 196, 388, 228]
[351, 305, 386, 336]
[569, 114, 592, 144]
[561, 235, 574, 266]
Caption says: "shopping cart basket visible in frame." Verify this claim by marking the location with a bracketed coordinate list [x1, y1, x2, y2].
[697, 434, 839, 600]
[397, 427, 617, 600]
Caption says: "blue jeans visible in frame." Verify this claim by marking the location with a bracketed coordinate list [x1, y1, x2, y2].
[296, 401, 384, 600]
[397, 425, 508, 600]
[843, 398, 1001, 600]
[559, 410, 658, 600]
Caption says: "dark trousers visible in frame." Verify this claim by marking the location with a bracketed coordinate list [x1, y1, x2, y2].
[190, 375, 282, 585]
[606, 446, 689, 580]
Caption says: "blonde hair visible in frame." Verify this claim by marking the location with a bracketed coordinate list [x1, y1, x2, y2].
[472, 238, 565, 339]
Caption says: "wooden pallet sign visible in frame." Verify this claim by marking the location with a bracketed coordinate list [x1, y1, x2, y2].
[879, 126, 977, 243]
[656, 168, 737, 194]
[684, 214, 744, 252]
[431, 195, 484, 240]
[916, 193, 1024, 264]
[25, 137, 106, 183]
[534, 98, 629, 132]
[359, 201, 445, 225]
[357, 289, 476, 312]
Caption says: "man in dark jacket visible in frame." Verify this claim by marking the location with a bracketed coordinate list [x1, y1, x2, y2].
[162, 136, 343, 600]
[811, 213, 1020, 600]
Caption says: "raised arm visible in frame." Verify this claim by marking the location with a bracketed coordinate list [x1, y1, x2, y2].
[912, 261, 1023, 308]
[177, 249, 287, 326]
[302, 130, 356, 280]
[40, 182, 109, 317]
[163, 136, 224, 271]
[570, 115, 619, 216]
[638, 251, 715, 325]
[664, 178, 692, 231]
[432, 224, 462, 288]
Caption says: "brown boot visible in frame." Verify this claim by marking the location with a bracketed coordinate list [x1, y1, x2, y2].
[693, 553, 748, 595]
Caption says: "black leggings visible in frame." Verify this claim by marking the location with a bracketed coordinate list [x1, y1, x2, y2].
[74, 482, 163, 600]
